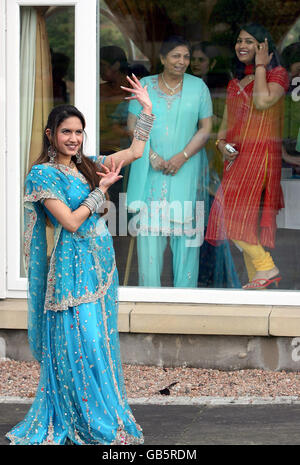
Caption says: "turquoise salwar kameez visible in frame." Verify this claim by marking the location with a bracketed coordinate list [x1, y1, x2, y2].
[127, 73, 212, 287]
[6, 162, 143, 445]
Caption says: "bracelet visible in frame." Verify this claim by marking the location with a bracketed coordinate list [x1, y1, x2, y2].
[150, 151, 158, 161]
[215, 138, 226, 149]
[183, 150, 189, 160]
[134, 111, 155, 141]
[82, 187, 106, 214]
[255, 64, 267, 70]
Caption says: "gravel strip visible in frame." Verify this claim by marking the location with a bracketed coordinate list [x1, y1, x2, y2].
[1, 359, 300, 400]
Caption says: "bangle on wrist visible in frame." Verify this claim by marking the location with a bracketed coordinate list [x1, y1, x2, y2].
[82, 187, 106, 215]
[150, 151, 158, 161]
[255, 64, 267, 70]
[133, 111, 155, 141]
[216, 138, 226, 150]
[183, 150, 189, 160]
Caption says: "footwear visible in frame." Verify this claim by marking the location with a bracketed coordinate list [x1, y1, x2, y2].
[243, 276, 281, 290]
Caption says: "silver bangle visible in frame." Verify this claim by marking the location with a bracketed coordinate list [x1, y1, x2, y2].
[134, 111, 155, 142]
[82, 187, 106, 214]
[150, 151, 158, 161]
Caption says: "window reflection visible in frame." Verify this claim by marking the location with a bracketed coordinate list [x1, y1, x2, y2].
[102, 2, 300, 290]
[20, 5, 74, 276]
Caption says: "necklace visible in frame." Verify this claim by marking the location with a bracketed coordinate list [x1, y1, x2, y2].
[161, 73, 183, 95]
[56, 160, 77, 170]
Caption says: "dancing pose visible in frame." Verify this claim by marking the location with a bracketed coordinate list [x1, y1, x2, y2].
[7, 75, 154, 444]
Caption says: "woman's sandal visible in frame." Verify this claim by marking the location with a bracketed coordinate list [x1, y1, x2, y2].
[242, 276, 282, 290]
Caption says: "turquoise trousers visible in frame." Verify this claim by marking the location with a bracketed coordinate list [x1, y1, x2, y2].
[137, 234, 200, 287]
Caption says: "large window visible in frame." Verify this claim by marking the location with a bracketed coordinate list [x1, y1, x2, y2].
[97, 0, 300, 301]
[5, 0, 300, 305]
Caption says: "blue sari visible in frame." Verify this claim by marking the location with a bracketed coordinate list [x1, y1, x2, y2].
[6, 162, 143, 445]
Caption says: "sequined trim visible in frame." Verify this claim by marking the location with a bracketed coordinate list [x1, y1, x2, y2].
[44, 162, 88, 185]
[7, 424, 143, 445]
[23, 205, 37, 273]
[23, 189, 62, 273]
[44, 261, 116, 312]
[151, 75, 182, 110]
[100, 295, 125, 408]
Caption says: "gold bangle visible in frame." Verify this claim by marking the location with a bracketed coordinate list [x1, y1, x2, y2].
[183, 150, 189, 160]
[216, 138, 226, 149]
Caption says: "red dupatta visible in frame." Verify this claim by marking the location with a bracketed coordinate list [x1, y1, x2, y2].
[206, 66, 289, 248]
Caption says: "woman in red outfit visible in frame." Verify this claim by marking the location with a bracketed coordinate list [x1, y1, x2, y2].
[205, 24, 289, 289]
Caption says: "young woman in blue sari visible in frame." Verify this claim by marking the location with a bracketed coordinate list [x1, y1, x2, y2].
[7, 75, 154, 445]
[127, 36, 212, 287]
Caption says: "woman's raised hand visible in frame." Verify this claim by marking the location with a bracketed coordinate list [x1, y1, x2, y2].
[121, 74, 152, 114]
[97, 158, 124, 193]
[255, 38, 273, 67]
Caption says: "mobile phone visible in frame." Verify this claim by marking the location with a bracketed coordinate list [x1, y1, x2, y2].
[225, 143, 238, 154]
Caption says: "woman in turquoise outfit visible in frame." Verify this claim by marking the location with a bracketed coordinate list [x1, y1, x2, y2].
[7, 75, 154, 445]
[127, 36, 212, 287]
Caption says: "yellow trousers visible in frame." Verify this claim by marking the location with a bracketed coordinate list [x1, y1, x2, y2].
[233, 240, 275, 282]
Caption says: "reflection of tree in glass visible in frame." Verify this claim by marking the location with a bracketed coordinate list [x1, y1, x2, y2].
[209, 0, 300, 48]
[100, 14, 127, 52]
[46, 8, 74, 82]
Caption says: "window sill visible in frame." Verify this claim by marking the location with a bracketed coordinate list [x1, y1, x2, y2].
[0, 299, 299, 337]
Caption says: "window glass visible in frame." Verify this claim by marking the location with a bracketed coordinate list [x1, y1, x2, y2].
[97, 0, 300, 291]
[20, 5, 75, 276]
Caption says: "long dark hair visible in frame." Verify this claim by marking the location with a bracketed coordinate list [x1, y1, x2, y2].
[100, 45, 129, 74]
[33, 104, 101, 190]
[234, 23, 281, 80]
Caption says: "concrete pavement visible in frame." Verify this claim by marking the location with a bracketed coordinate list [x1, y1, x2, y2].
[1, 400, 300, 445]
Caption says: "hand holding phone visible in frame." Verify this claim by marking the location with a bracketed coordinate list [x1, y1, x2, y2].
[224, 143, 239, 170]
[225, 143, 238, 154]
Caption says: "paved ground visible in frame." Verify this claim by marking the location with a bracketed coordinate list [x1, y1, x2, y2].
[1, 402, 300, 446]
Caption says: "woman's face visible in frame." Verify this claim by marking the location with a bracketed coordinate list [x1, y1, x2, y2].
[161, 45, 190, 77]
[190, 49, 210, 77]
[47, 116, 84, 160]
[100, 59, 120, 82]
[235, 30, 259, 65]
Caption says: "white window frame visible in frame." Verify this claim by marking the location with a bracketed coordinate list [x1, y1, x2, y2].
[4, 0, 300, 306]
[0, 0, 6, 298]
